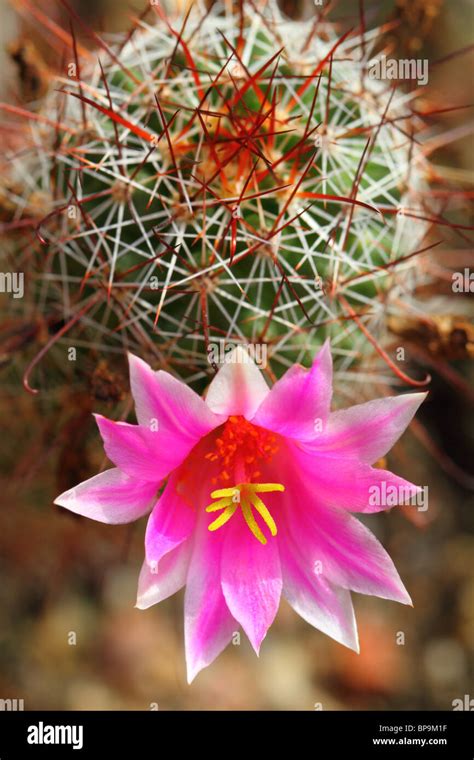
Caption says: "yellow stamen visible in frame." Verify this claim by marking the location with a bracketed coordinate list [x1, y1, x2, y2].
[241, 495, 267, 545]
[249, 492, 278, 537]
[208, 503, 238, 532]
[205, 482, 285, 544]
[210, 487, 240, 498]
[252, 483, 285, 493]
[205, 497, 233, 513]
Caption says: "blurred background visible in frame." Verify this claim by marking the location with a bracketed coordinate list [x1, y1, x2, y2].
[0, 0, 473, 710]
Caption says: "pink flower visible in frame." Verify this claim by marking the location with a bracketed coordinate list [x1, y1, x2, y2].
[55, 342, 426, 682]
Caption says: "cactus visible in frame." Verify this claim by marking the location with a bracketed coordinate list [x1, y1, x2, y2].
[2, 0, 444, 397]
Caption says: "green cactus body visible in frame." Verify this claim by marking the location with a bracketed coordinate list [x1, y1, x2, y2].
[4, 1, 432, 395]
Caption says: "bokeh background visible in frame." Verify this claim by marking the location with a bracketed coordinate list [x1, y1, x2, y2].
[0, 0, 473, 709]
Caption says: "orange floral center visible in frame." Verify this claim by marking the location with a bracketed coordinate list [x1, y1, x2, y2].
[205, 415, 279, 485]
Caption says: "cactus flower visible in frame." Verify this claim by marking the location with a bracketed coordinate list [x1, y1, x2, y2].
[55, 342, 426, 681]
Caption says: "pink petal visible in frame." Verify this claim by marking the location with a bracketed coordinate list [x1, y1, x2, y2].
[95, 415, 194, 482]
[311, 393, 427, 463]
[184, 512, 237, 683]
[280, 540, 359, 651]
[136, 540, 191, 610]
[128, 353, 224, 437]
[54, 468, 157, 524]
[145, 476, 196, 567]
[292, 443, 422, 513]
[205, 345, 269, 418]
[221, 511, 282, 653]
[285, 500, 412, 605]
[252, 339, 333, 439]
